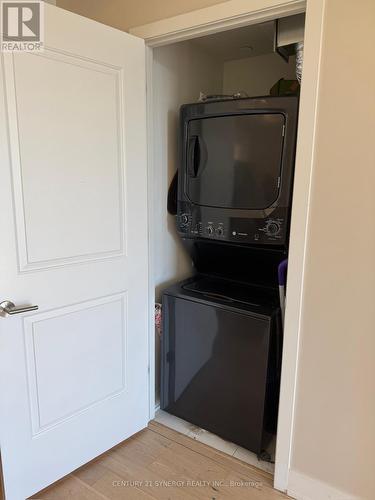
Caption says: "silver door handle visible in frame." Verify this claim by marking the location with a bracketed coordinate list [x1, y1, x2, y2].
[0, 300, 38, 317]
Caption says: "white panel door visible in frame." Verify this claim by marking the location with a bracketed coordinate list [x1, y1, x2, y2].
[0, 5, 149, 499]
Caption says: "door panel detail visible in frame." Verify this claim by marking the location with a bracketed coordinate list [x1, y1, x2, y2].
[3, 49, 127, 272]
[24, 293, 127, 435]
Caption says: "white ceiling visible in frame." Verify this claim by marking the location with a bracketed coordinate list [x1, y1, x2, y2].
[190, 21, 276, 61]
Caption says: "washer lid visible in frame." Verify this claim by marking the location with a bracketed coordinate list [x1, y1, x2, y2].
[182, 276, 279, 310]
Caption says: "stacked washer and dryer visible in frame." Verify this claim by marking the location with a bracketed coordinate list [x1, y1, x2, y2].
[161, 96, 298, 456]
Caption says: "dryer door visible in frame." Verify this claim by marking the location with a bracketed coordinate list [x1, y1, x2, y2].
[186, 113, 285, 210]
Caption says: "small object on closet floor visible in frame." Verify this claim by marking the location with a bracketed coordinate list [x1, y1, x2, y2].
[258, 449, 275, 464]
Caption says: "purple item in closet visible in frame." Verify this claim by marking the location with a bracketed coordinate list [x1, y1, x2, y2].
[278, 259, 288, 328]
[278, 259, 288, 286]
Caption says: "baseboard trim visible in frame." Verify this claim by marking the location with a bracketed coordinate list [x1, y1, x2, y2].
[287, 471, 359, 500]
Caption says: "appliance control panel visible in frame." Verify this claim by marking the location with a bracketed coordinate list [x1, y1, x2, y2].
[177, 205, 288, 246]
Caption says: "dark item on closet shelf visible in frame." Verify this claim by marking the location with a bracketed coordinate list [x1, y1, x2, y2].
[270, 78, 300, 96]
[167, 170, 178, 215]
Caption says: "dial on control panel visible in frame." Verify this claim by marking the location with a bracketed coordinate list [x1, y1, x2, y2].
[180, 213, 189, 225]
[265, 221, 281, 236]
[205, 225, 224, 237]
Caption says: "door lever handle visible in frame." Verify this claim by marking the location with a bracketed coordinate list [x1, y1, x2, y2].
[0, 300, 38, 317]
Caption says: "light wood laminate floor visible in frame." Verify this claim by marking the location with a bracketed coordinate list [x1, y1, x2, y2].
[30, 421, 290, 499]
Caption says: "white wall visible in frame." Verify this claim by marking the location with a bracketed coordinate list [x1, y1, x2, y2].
[152, 41, 222, 403]
[288, 1, 375, 499]
[152, 42, 223, 300]
[223, 52, 297, 96]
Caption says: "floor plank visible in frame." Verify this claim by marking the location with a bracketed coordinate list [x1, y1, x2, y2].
[30, 422, 290, 499]
[31, 474, 107, 500]
[149, 421, 274, 483]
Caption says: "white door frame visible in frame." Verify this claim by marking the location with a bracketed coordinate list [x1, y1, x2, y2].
[131, 0, 326, 493]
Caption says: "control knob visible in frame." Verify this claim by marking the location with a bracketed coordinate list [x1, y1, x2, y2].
[266, 221, 281, 236]
[216, 227, 224, 236]
[206, 225, 214, 235]
[180, 213, 189, 225]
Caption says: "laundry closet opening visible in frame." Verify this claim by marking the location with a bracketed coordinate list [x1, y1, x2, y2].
[151, 14, 305, 473]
